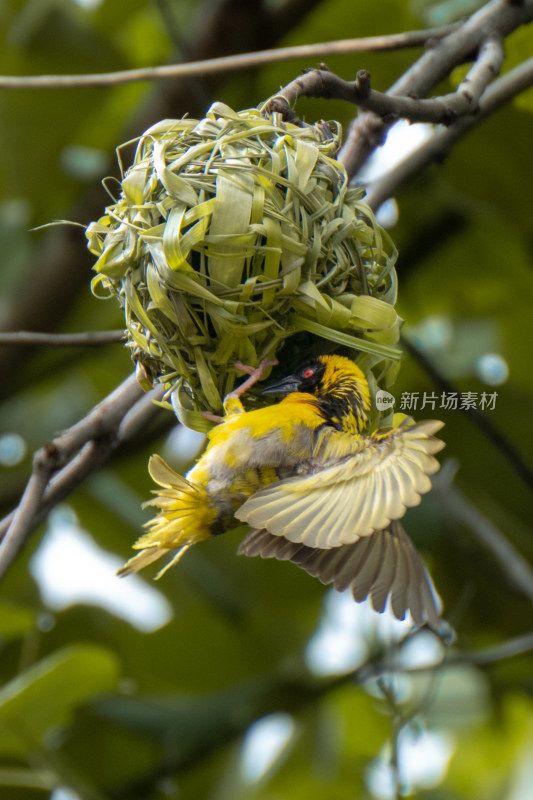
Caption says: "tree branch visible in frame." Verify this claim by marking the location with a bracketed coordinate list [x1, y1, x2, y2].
[268, 36, 504, 125]
[453, 34, 504, 111]
[0, 376, 167, 580]
[365, 56, 533, 209]
[0, 25, 459, 90]
[455, 631, 533, 667]
[339, 0, 533, 177]
[0, 330, 126, 347]
[0, 456, 56, 584]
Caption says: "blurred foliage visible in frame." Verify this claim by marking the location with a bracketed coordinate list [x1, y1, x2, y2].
[1, 1, 533, 799]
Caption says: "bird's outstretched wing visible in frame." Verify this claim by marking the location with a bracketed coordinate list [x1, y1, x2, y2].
[235, 420, 444, 548]
[239, 521, 444, 630]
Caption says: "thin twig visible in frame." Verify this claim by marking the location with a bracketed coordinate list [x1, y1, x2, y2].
[269, 36, 504, 126]
[0, 376, 168, 580]
[457, 631, 533, 666]
[365, 56, 533, 209]
[376, 677, 407, 800]
[402, 334, 533, 494]
[351, 633, 533, 693]
[0, 26, 459, 90]
[367, 632, 533, 677]
[453, 34, 504, 110]
[0, 330, 126, 347]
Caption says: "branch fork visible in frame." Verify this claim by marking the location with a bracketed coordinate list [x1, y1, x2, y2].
[268, 34, 504, 129]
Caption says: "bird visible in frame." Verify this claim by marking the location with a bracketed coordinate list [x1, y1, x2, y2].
[118, 355, 446, 630]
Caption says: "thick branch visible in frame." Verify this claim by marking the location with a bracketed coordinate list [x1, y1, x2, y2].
[365, 56, 533, 210]
[339, 0, 533, 176]
[0, 25, 459, 90]
[0, 456, 57, 583]
[0, 376, 167, 580]
[269, 36, 504, 125]
[453, 34, 504, 110]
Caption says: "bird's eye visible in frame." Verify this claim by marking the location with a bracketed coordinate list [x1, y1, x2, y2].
[302, 367, 315, 379]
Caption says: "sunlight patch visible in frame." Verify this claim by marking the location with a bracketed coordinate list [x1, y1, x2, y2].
[0, 433, 27, 466]
[50, 788, 81, 800]
[305, 589, 414, 676]
[30, 507, 172, 632]
[366, 727, 454, 799]
[240, 713, 296, 783]
[359, 120, 434, 184]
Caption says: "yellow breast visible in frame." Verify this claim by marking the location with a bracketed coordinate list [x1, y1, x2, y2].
[187, 396, 325, 488]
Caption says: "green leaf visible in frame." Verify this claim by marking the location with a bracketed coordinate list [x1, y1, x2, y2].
[292, 314, 402, 360]
[0, 601, 35, 642]
[0, 644, 120, 757]
[0, 767, 55, 790]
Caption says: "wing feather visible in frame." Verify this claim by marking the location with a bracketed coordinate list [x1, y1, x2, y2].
[369, 532, 398, 613]
[389, 531, 410, 621]
[308, 547, 358, 589]
[238, 523, 443, 629]
[235, 420, 444, 546]
[347, 473, 375, 542]
[261, 489, 336, 546]
[349, 532, 384, 602]
[378, 467, 404, 522]
[307, 489, 357, 550]
[417, 567, 443, 631]
[404, 536, 423, 625]
[329, 546, 369, 591]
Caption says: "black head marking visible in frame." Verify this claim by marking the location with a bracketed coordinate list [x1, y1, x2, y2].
[293, 359, 326, 394]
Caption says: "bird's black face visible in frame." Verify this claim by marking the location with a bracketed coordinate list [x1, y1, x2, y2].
[262, 359, 326, 396]
[292, 360, 326, 393]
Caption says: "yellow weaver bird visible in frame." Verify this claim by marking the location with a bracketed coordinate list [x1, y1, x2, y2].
[119, 355, 445, 629]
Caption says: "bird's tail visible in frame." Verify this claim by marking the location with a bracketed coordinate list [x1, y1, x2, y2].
[117, 454, 216, 579]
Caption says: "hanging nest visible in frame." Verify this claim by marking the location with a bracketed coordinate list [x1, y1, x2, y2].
[87, 102, 401, 431]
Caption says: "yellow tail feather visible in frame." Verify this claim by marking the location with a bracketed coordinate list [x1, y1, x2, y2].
[117, 546, 168, 577]
[117, 454, 217, 577]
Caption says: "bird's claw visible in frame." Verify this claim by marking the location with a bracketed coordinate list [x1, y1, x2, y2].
[230, 357, 278, 399]
[202, 410, 224, 423]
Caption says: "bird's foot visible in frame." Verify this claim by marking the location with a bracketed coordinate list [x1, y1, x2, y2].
[202, 410, 224, 423]
[231, 357, 278, 399]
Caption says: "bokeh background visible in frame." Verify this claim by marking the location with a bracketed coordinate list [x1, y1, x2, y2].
[1, 1, 533, 798]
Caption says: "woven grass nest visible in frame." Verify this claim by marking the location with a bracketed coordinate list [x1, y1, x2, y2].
[87, 101, 401, 431]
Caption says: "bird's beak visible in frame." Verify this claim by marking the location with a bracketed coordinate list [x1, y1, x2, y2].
[262, 374, 300, 396]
